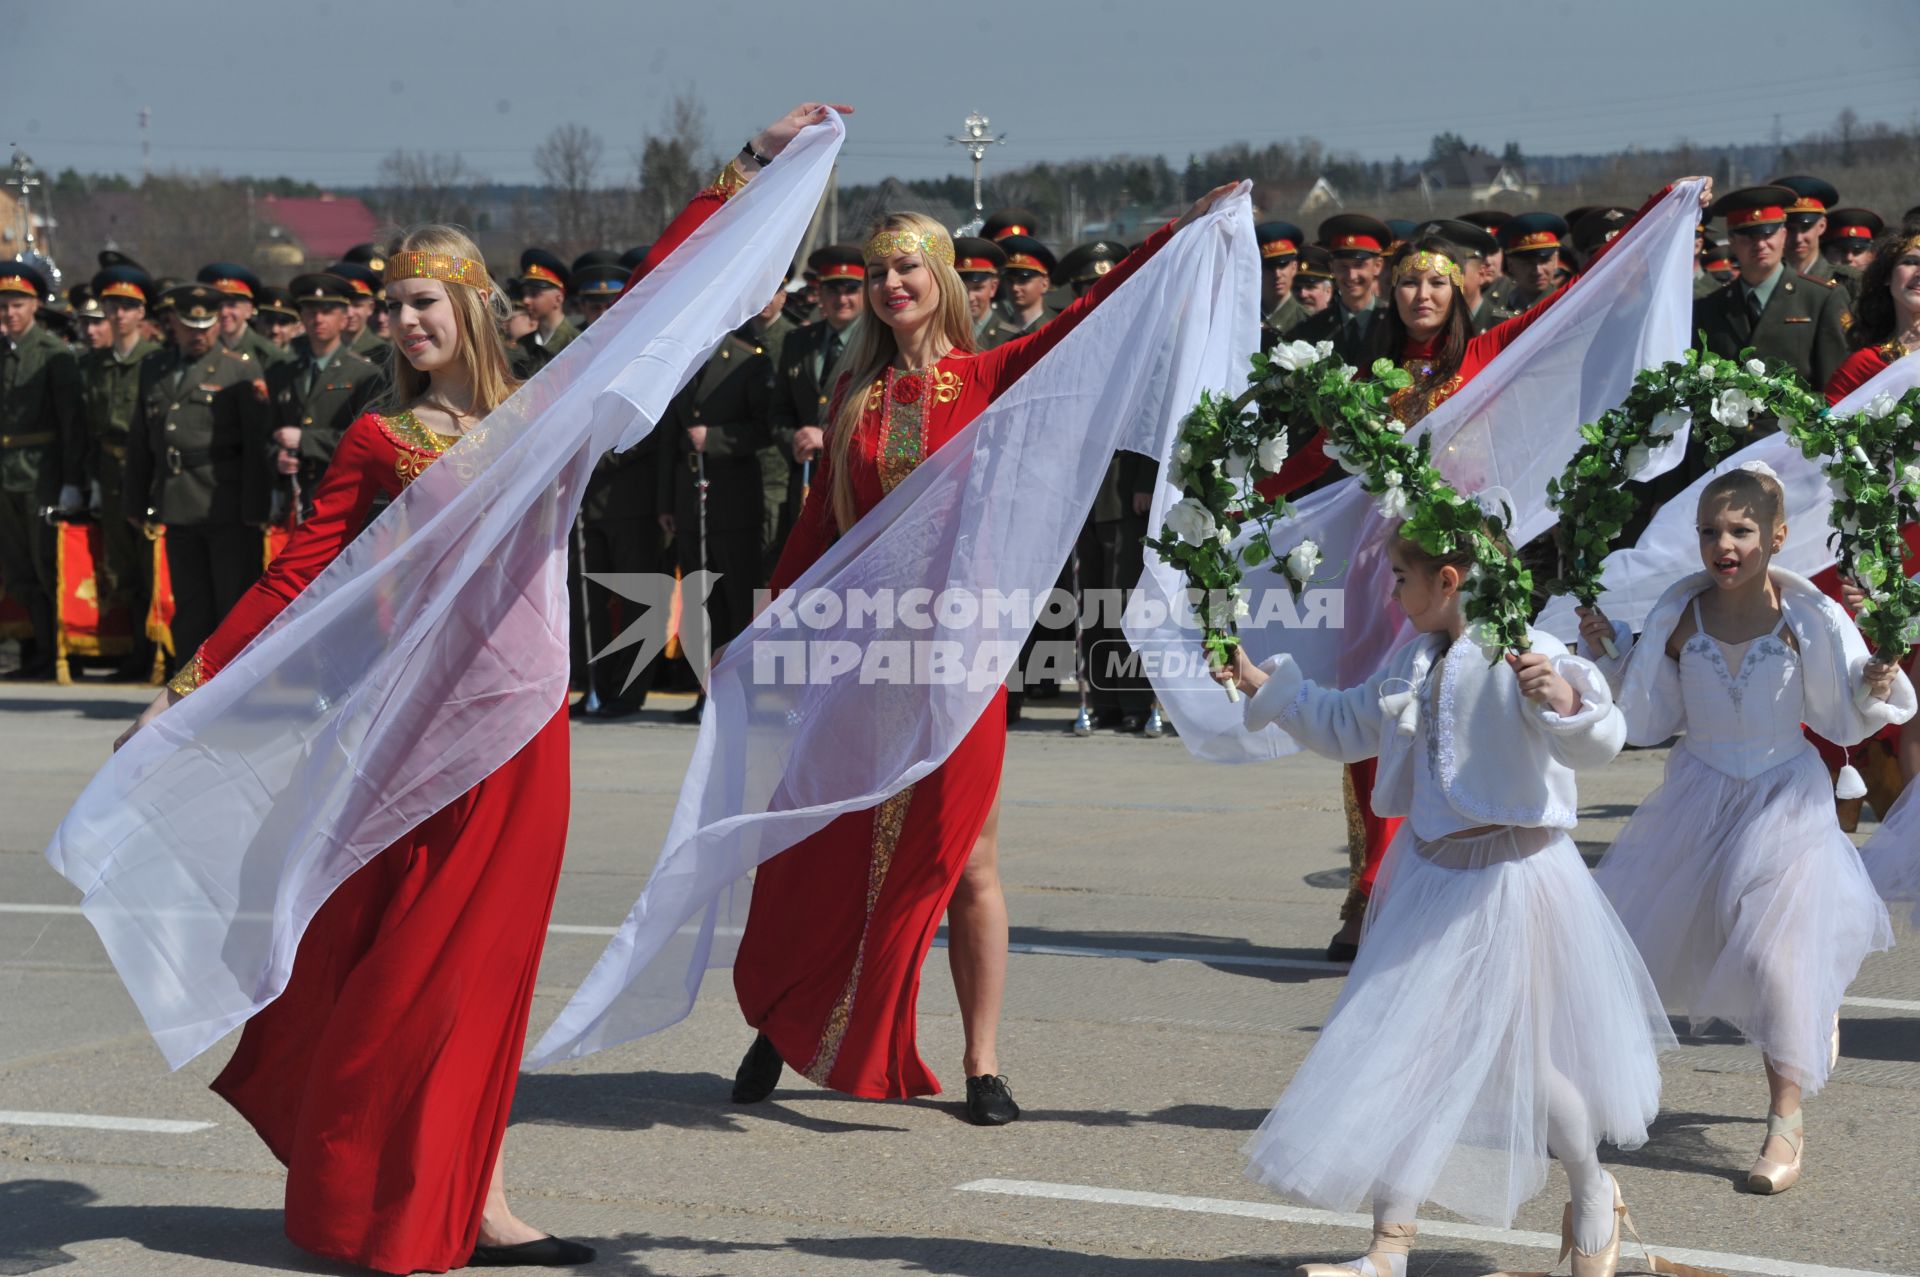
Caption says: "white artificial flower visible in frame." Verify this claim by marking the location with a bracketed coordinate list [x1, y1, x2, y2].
[1163, 497, 1217, 547]
[1649, 408, 1689, 439]
[1898, 412, 1913, 430]
[1174, 441, 1194, 465]
[1376, 480, 1411, 520]
[1697, 363, 1718, 381]
[1625, 443, 1652, 477]
[1710, 387, 1756, 429]
[1336, 365, 1357, 382]
[1900, 463, 1920, 490]
[1315, 340, 1334, 360]
[1841, 514, 1862, 535]
[1270, 339, 1322, 372]
[1256, 433, 1289, 472]
[1215, 524, 1234, 549]
[1286, 540, 1323, 580]
[1867, 392, 1897, 420]
[1223, 450, 1251, 480]
[1745, 358, 1767, 376]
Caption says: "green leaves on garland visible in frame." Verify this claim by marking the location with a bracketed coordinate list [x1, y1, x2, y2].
[1546, 348, 1920, 654]
[1796, 384, 1920, 653]
[1148, 339, 1537, 669]
[1546, 349, 1826, 605]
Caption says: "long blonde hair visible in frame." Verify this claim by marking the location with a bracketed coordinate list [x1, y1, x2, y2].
[825, 212, 976, 532]
[380, 224, 521, 416]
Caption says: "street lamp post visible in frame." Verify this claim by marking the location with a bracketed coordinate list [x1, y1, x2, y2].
[947, 111, 1005, 236]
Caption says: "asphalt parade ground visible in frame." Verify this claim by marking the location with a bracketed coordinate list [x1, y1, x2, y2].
[2, 681, 1917, 1275]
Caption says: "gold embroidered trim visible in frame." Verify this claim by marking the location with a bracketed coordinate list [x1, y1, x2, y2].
[699, 158, 752, 203]
[167, 651, 206, 697]
[1385, 364, 1463, 426]
[802, 785, 916, 1086]
[374, 409, 457, 487]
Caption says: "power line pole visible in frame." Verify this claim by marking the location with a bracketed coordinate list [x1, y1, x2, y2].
[947, 110, 1005, 235]
[139, 106, 151, 182]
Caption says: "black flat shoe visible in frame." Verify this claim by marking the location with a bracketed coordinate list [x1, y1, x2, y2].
[731, 1031, 783, 1103]
[465, 1235, 597, 1267]
[964, 1073, 1020, 1126]
[1324, 937, 1359, 963]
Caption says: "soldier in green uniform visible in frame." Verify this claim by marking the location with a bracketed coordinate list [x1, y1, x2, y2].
[1570, 207, 1632, 267]
[658, 322, 773, 722]
[254, 284, 302, 351]
[1289, 246, 1335, 320]
[339, 243, 390, 342]
[1495, 211, 1569, 313]
[0, 262, 81, 679]
[992, 235, 1063, 344]
[766, 245, 865, 560]
[514, 248, 578, 377]
[1772, 175, 1863, 302]
[1256, 220, 1308, 336]
[1821, 208, 1883, 275]
[1693, 215, 1724, 299]
[69, 285, 111, 353]
[1701, 235, 1734, 287]
[78, 265, 163, 679]
[570, 260, 627, 328]
[197, 263, 291, 371]
[1288, 214, 1391, 363]
[953, 236, 1008, 348]
[269, 273, 382, 521]
[123, 284, 275, 669]
[1695, 185, 1853, 395]
[1459, 209, 1522, 311]
[327, 261, 389, 360]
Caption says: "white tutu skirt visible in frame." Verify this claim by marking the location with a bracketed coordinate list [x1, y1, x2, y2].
[1243, 824, 1672, 1229]
[1862, 773, 1920, 928]
[1596, 743, 1893, 1093]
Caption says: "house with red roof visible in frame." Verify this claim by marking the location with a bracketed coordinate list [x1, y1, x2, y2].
[256, 193, 383, 269]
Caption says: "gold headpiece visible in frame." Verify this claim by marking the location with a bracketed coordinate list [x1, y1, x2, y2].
[1902, 234, 1920, 259]
[1393, 251, 1464, 288]
[863, 228, 956, 268]
[385, 251, 492, 292]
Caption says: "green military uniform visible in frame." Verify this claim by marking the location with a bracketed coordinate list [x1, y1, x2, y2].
[765, 314, 854, 565]
[659, 326, 773, 678]
[1694, 266, 1852, 396]
[1794, 252, 1862, 304]
[1286, 294, 1384, 366]
[124, 286, 276, 666]
[516, 316, 578, 377]
[227, 322, 291, 371]
[1080, 450, 1158, 727]
[350, 326, 390, 360]
[267, 342, 381, 516]
[1693, 269, 1723, 300]
[750, 311, 798, 573]
[0, 273, 81, 677]
[1265, 295, 1309, 334]
[78, 336, 162, 639]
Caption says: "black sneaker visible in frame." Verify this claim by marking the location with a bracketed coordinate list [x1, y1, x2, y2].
[964, 1073, 1020, 1126]
[731, 1032, 783, 1103]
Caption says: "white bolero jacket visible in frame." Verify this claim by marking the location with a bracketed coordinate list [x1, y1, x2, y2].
[1243, 627, 1625, 830]
[1591, 567, 1917, 748]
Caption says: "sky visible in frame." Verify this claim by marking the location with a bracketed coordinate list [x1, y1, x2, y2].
[7, 0, 1919, 192]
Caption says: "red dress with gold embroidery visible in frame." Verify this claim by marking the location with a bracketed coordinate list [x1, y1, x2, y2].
[734, 220, 1179, 1099]
[186, 181, 732, 1275]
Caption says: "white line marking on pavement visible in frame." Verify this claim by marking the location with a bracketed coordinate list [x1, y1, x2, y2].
[956, 1179, 1912, 1277]
[0, 1110, 214, 1134]
[11, 903, 1919, 1014]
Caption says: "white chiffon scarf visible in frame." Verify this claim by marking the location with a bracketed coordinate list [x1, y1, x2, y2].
[43, 115, 846, 1070]
[527, 187, 1260, 1066]
[1537, 351, 1920, 642]
[1132, 180, 1708, 763]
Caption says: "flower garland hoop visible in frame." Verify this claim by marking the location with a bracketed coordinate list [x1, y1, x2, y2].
[1146, 340, 1538, 699]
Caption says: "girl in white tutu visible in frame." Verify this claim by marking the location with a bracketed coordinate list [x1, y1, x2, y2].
[1216, 527, 1675, 1277]
[1579, 462, 1911, 1195]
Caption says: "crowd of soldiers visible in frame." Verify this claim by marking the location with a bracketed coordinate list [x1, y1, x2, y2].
[0, 169, 1909, 728]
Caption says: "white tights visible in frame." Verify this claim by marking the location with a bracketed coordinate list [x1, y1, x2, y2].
[1353, 1066, 1617, 1276]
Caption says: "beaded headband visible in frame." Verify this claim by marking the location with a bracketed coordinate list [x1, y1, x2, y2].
[1903, 235, 1920, 259]
[863, 228, 956, 268]
[386, 251, 492, 292]
[1393, 251, 1464, 287]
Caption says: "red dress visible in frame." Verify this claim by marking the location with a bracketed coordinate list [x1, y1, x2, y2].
[734, 220, 1179, 1099]
[188, 185, 735, 1274]
[1253, 190, 1662, 912]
